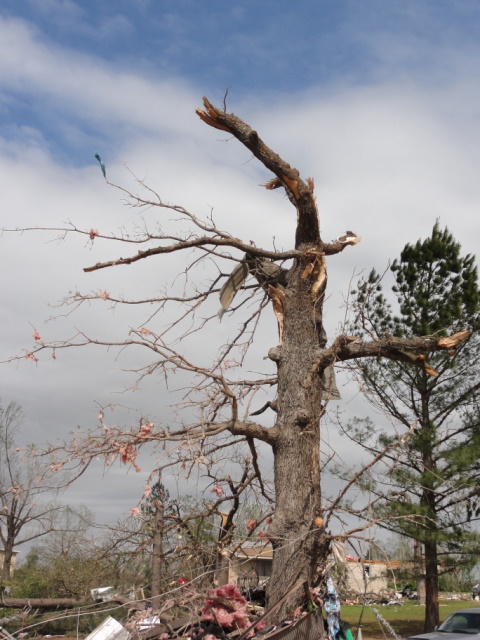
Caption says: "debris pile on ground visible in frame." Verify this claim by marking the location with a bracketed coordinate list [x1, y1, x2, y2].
[81, 581, 327, 640]
[201, 584, 260, 633]
[85, 616, 131, 640]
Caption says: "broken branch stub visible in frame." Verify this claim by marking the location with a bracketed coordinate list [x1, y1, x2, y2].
[196, 97, 321, 248]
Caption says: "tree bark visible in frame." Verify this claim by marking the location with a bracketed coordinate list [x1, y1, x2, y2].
[414, 540, 426, 606]
[424, 540, 439, 631]
[265, 257, 329, 613]
[421, 391, 440, 633]
[1, 531, 15, 580]
[151, 494, 165, 603]
[215, 505, 238, 586]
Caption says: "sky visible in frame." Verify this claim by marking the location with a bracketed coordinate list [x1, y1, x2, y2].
[1, 0, 480, 552]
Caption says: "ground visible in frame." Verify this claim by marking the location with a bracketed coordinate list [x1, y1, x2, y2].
[341, 598, 479, 639]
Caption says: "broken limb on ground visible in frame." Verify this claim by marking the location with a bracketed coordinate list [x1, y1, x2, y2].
[89, 584, 324, 640]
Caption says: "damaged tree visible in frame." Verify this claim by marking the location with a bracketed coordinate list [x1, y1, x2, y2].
[0, 401, 63, 580]
[6, 98, 469, 618]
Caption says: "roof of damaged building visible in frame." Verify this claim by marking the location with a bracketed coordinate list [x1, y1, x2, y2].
[231, 541, 273, 559]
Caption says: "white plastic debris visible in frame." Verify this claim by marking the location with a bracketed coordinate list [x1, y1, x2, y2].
[84, 616, 130, 640]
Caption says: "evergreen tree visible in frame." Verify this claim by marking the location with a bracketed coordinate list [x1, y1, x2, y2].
[349, 223, 480, 631]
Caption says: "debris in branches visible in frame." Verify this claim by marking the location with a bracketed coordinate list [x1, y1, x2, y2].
[94, 152, 107, 179]
[336, 232, 361, 247]
[218, 263, 250, 320]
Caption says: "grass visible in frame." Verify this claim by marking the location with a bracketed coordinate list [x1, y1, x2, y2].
[340, 599, 480, 639]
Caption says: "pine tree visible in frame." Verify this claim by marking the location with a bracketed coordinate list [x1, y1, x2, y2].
[350, 223, 480, 631]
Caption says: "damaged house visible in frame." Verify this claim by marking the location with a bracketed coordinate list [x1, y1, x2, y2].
[0, 549, 18, 578]
[228, 542, 388, 596]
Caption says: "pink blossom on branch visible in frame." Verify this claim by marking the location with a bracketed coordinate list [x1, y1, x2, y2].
[246, 519, 257, 531]
[119, 443, 136, 464]
[140, 422, 153, 436]
[210, 484, 223, 498]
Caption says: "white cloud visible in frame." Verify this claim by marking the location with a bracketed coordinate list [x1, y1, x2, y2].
[0, 16, 200, 143]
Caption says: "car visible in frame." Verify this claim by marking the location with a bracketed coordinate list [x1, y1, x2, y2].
[407, 608, 480, 640]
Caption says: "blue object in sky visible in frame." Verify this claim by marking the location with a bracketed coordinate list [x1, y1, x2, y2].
[94, 152, 106, 179]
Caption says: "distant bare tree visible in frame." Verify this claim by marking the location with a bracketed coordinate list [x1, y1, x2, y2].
[0, 401, 62, 579]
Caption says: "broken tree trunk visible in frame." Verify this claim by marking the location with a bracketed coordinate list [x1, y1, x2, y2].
[195, 99, 469, 618]
[0, 596, 134, 611]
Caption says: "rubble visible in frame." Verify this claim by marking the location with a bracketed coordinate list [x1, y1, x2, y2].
[85, 616, 131, 640]
[78, 580, 329, 640]
[91, 587, 116, 603]
[201, 584, 255, 632]
[0, 627, 16, 640]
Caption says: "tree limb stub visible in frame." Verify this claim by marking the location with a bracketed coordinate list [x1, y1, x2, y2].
[250, 400, 278, 416]
[305, 331, 470, 387]
[196, 97, 321, 248]
[228, 419, 278, 446]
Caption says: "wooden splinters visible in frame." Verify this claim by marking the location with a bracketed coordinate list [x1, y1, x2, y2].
[262, 178, 283, 190]
[437, 330, 469, 349]
[196, 97, 231, 132]
[267, 285, 285, 346]
[282, 174, 300, 199]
